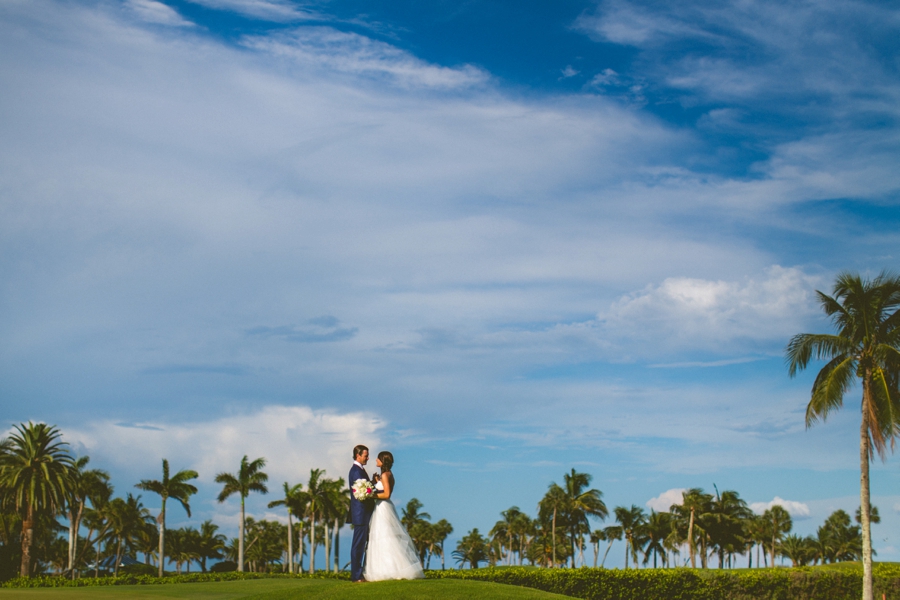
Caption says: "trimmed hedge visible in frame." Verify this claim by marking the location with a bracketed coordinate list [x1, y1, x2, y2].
[427, 565, 900, 600]
[1, 571, 350, 588]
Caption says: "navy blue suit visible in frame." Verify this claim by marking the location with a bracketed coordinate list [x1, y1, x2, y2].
[348, 463, 375, 581]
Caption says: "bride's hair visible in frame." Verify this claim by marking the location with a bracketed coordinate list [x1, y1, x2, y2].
[377, 451, 393, 472]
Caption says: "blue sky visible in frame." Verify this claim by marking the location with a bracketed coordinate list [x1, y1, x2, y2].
[2, 0, 900, 567]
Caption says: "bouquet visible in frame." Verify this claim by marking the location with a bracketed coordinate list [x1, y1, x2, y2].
[352, 478, 376, 501]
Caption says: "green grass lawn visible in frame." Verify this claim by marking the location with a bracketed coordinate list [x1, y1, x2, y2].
[0, 579, 572, 600]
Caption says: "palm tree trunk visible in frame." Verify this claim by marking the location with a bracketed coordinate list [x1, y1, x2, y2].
[67, 509, 75, 574]
[441, 541, 445, 570]
[158, 498, 166, 578]
[688, 507, 695, 569]
[860, 390, 874, 600]
[601, 540, 613, 568]
[20, 505, 34, 577]
[114, 539, 123, 576]
[287, 512, 293, 574]
[551, 508, 556, 568]
[297, 522, 305, 573]
[239, 496, 245, 572]
[624, 535, 629, 569]
[333, 518, 340, 573]
[309, 512, 316, 573]
[770, 516, 776, 569]
[323, 520, 331, 573]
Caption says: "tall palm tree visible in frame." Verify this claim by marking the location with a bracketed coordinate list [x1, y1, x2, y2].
[599, 524, 622, 567]
[302, 468, 330, 573]
[491, 507, 522, 566]
[135, 458, 199, 577]
[0, 422, 75, 576]
[708, 488, 751, 568]
[267, 482, 305, 574]
[433, 519, 454, 570]
[106, 493, 152, 576]
[672, 488, 712, 568]
[786, 271, 900, 600]
[538, 483, 567, 568]
[215, 455, 268, 572]
[328, 478, 349, 573]
[64, 456, 109, 578]
[643, 510, 672, 568]
[614, 505, 647, 569]
[562, 469, 608, 568]
[763, 505, 792, 567]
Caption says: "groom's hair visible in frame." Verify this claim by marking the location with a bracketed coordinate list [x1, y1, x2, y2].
[353, 444, 368, 459]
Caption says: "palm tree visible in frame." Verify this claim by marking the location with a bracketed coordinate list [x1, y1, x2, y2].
[433, 519, 454, 570]
[327, 478, 349, 573]
[708, 488, 751, 568]
[780, 534, 816, 567]
[267, 482, 304, 574]
[538, 483, 567, 568]
[672, 488, 712, 568]
[0, 422, 75, 576]
[215, 455, 268, 572]
[643, 510, 672, 568]
[562, 469, 608, 567]
[614, 505, 647, 569]
[302, 468, 330, 573]
[786, 271, 900, 600]
[491, 507, 522, 566]
[599, 525, 622, 567]
[136, 458, 199, 577]
[64, 456, 109, 578]
[762, 505, 792, 567]
[453, 528, 488, 568]
[197, 520, 226, 572]
[106, 493, 152, 576]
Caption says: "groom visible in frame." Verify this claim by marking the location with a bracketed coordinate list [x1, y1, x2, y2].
[349, 444, 375, 582]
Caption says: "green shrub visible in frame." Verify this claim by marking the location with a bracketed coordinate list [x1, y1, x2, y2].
[1, 571, 350, 588]
[426, 566, 900, 600]
[210, 561, 237, 573]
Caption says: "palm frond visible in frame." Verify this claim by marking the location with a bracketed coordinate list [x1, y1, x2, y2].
[867, 367, 900, 459]
[786, 333, 852, 377]
[807, 355, 856, 426]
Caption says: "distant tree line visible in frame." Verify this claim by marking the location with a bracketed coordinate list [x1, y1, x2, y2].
[452, 470, 877, 570]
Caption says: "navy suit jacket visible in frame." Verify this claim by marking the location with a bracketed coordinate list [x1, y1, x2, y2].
[349, 463, 375, 526]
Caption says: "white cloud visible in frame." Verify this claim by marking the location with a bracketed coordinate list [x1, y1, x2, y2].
[647, 488, 685, 511]
[750, 496, 811, 519]
[596, 265, 821, 357]
[64, 405, 385, 487]
[244, 27, 489, 90]
[184, 0, 319, 22]
[127, 0, 194, 26]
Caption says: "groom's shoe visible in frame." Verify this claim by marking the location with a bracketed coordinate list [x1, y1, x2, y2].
[354, 578, 368, 583]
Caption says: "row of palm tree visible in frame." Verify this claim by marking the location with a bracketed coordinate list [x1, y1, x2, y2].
[455, 477, 875, 571]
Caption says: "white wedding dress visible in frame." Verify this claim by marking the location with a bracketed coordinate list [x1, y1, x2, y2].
[363, 479, 425, 581]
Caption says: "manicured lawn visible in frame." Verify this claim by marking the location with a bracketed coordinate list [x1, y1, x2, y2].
[0, 579, 333, 600]
[0, 579, 573, 600]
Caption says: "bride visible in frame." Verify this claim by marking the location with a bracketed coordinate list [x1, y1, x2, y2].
[363, 451, 425, 581]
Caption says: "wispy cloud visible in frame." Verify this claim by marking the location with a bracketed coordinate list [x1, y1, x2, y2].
[184, 0, 321, 22]
[127, 0, 194, 26]
[244, 27, 489, 89]
[248, 317, 358, 343]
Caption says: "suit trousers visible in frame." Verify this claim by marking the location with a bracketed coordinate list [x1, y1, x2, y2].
[350, 521, 369, 581]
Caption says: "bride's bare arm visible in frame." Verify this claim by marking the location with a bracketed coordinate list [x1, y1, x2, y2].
[375, 472, 393, 499]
